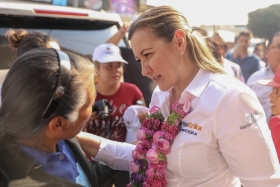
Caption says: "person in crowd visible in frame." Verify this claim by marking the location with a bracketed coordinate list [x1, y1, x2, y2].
[254, 43, 266, 63]
[247, 31, 280, 122]
[84, 43, 145, 187]
[106, 24, 156, 106]
[0, 29, 61, 107]
[5, 29, 60, 56]
[212, 32, 245, 82]
[77, 5, 280, 187]
[0, 48, 117, 186]
[258, 65, 280, 161]
[225, 30, 262, 82]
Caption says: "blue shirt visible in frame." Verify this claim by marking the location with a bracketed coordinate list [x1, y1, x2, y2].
[225, 51, 261, 82]
[22, 140, 90, 186]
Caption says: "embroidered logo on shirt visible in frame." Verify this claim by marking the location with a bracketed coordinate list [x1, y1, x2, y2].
[179, 121, 202, 136]
[240, 111, 263, 130]
[187, 122, 202, 131]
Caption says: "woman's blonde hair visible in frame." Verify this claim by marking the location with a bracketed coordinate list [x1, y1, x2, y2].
[128, 5, 225, 74]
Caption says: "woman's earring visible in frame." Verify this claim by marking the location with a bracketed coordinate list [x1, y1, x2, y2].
[181, 51, 185, 55]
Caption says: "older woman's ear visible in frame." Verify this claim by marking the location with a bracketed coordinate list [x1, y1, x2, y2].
[46, 116, 69, 140]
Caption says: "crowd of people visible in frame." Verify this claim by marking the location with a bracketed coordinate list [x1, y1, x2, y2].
[1, 4, 280, 187]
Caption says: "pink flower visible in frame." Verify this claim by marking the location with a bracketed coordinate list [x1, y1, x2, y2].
[149, 105, 160, 114]
[146, 149, 160, 164]
[135, 140, 151, 155]
[152, 131, 161, 145]
[146, 163, 166, 178]
[153, 132, 172, 154]
[156, 138, 171, 154]
[151, 118, 161, 131]
[149, 178, 167, 187]
[156, 163, 166, 176]
[157, 161, 167, 168]
[142, 127, 155, 140]
[166, 125, 179, 136]
[128, 101, 190, 187]
[161, 122, 168, 129]
[172, 102, 187, 118]
[143, 182, 152, 187]
[144, 173, 167, 187]
[130, 161, 140, 173]
[137, 129, 146, 140]
[142, 118, 153, 129]
[132, 150, 145, 160]
[145, 167, 156, 178]
[161, 131, 176, 141]
[142, 118, 162, 131]
[146, 148, 166, 164]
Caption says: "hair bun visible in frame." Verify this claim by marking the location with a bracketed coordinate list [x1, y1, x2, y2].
[5, 29, 29, 50]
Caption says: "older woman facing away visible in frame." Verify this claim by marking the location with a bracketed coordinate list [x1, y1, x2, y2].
[0, 48, 118, 187]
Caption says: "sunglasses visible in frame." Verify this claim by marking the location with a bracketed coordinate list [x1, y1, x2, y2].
[42, 49, 71, 119]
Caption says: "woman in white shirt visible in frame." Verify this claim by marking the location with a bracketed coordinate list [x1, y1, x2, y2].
[77, 5, 280, 187]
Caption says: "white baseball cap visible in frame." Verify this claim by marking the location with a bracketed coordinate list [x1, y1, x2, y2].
[92, 43, 128, 64]
[123, 105, 149, 144]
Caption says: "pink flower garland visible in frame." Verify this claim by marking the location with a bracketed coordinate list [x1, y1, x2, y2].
[127, 102, 188, 187]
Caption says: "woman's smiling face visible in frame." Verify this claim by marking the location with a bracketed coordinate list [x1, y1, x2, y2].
[130, 28, 182, 91]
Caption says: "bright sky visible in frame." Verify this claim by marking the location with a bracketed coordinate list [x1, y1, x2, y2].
[146, 0, 280, 26]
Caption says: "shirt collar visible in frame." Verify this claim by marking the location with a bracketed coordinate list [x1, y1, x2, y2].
[185, 69, 212, 98]
[158, 69, 212, 98]
[21, 140, 68, 167]
[152, 69, 212, 117]
[21, 140, 79, 182]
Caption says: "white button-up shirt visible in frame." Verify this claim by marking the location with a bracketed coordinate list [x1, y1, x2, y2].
[95, 69, 280, 187]
[247, 66, 274, 122]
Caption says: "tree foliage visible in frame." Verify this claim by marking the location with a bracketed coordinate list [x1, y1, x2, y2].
[247, 4, 280, 39]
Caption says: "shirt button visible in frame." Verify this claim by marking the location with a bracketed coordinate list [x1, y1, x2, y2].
[59, 154, 65, 160]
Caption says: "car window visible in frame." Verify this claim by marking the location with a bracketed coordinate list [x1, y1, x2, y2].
[0, 26, 126, 69]
[0, 2, 129, 86]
